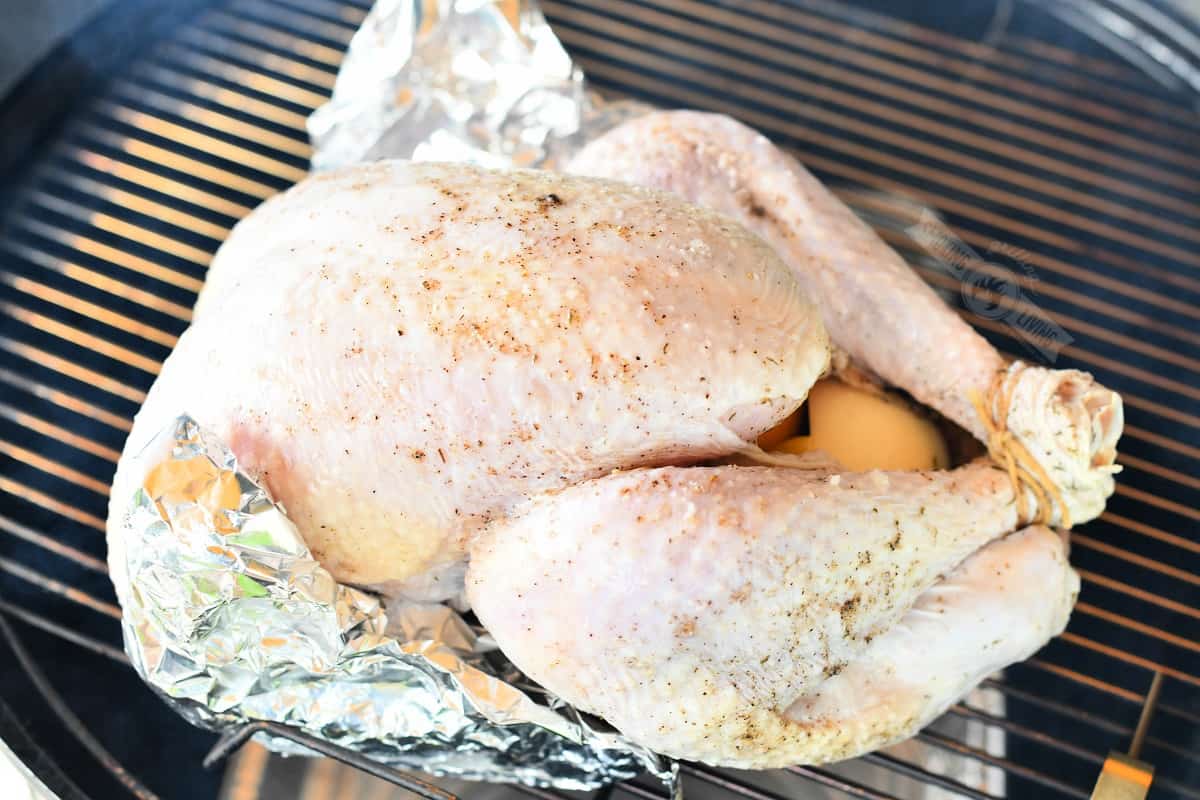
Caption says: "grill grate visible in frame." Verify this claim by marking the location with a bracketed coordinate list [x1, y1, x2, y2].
[0, 0, 1197, 798]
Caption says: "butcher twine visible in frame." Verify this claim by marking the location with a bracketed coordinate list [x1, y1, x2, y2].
[969, 363, 1072, 529]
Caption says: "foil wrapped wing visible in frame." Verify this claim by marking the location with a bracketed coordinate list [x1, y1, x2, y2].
[112, 414, 671, 789]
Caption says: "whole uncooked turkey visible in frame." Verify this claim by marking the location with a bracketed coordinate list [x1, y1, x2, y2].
[108, 157, 1104, 771]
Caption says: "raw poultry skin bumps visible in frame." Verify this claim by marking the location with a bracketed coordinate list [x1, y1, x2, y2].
[468, 463, 1079, 767]
[106, 161, 830, 602]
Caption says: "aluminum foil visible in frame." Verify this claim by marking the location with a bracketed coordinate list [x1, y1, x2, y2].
[112, 414, 674, 790]
[307, 0, 651, 171]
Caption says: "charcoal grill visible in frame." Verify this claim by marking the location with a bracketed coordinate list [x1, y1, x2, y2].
[0, 1, 1196, 798]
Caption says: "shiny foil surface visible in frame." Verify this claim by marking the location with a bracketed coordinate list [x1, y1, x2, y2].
[112, 415, 673, 789]
[307, 0, 650, 171]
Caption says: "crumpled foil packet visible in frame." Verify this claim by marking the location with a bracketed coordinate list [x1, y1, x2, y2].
[113, 415, 673, 789]
[307, 0, 651, 171]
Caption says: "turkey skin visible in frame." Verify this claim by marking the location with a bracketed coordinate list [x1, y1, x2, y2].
[106, 161, 830, 602]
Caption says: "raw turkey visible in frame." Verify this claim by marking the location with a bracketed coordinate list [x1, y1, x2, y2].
[108, 155, 1096, 771]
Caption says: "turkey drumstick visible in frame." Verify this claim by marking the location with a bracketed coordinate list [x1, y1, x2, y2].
[468, 462, 1077, 768]
[569, 111, 1123, 526]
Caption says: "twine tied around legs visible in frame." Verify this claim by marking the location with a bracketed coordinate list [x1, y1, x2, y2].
[969, 364, 1072, 529]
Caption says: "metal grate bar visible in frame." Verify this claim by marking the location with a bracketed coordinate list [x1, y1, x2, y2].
[0, 514, 107, 572]
[43, 168, 233, 241]
[826, 2, 1154, 89]
[697, 0, 1200, 161]
[270, 0, 368, 28]
[858, 753, 997, 800]
[0, 337, 145, 407]
[174, 27, 337, 90]
[124, 67, 312, 131]
[233, 0, 357, 44]
[610, 783, 667, 800]
[1, 272, 180, 349]
[569, 61, 1200, 318]
[2, 239, 194, 322]
[1075, 601, 1200, 654]
[964, 314, 1199, 412]
[550, 0, 1200, 227]
[907, 264, 1200, 388]
[204, 10, 346, 68]
[546, 0, 1200, 187]
[92, 102, 306, 183]
[873, 227, 1200, 347]
[0, 600, 126, 664]
[905, 269, 1200, 378]
[1072, 533, 1199, 588]
[107, 83, 311, 159]
[1119, 453, 1200, 491]
[977, 675, 1200, 769]
[684, 765, 879, 800]
[0, 475, 106, 531]
[156, 43, 330, 108]
[0, 611, 158, 800]
[40, 165, 234, 241]
[742, 0, 1200, 137]
[0, 366, 131, 432]
[0, 402, 120, 462]
[63, 143, 255, 219]
[918, 699, 1200, 799]
[1003, 33, 1149, 84]
[0, 557, 120, 619]
[203, 723, 457, 800]
[1079, 569, 1200, 621]
[1022, 659, 1200, 735]
[879, 215, 1200, 326]
[780, 767, 904, 800]
[0, 304, 163, 376]
[0, 437, 110, 495]
[947, 704, 1103, 766]
[72, 123, 279, 201]
[11, 215, 205, 294]
[1059, 632, 1200, 688]
[915, 731, 1088, 798]
[28, 189, 215, 266]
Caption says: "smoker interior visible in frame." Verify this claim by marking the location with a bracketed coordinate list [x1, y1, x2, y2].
[0, 1, 1196, 798]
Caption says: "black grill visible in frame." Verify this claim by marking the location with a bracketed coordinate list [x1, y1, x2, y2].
[0, 1, 1196, 798]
